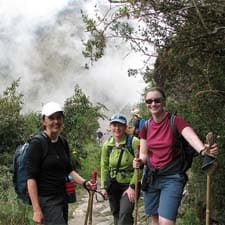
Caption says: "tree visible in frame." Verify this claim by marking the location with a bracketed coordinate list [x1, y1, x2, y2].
[82, 1, 225, 85]
[63, 85, 107, 168]
[0, 79, 24, 155]
[0, 79, 42, 168]
[82, 1, 225, 223]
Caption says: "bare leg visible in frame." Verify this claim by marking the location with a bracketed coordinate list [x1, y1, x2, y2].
[158, 215, 175, 225]
[151, 214, 159, 225]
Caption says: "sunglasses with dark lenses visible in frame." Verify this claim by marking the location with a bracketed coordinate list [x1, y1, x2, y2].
[145, 98, 162, 104]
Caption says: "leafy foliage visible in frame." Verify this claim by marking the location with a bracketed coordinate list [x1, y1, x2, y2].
[0, 79, 24, 154]
[63, 85, 107, 168]
[0, 165, 34, 225]
[82, 1, 225, 223]
[82, 14, 106, 61]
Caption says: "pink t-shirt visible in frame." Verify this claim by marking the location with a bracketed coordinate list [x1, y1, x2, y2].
[139, 113, 189, 168]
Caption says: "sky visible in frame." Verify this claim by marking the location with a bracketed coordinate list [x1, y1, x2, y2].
[0, 0, 150, 128]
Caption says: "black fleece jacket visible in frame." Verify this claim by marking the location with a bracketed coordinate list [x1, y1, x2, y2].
[27, 136, 73, 196]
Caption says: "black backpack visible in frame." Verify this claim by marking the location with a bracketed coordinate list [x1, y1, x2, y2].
[12, 134, 48, 204]
[12, 133, 68, 204]
[170, 113, 197, 172]
[145, 113, 197, 173]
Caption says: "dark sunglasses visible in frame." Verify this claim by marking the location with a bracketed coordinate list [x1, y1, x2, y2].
[145, 98, 162, 104]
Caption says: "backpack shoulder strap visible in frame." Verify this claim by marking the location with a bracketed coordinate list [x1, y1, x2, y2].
[144, 119, 148, 130]
[169, 112, 179, 144]
[107, 135, 134, 156]
[126, 135, 134, 156]
[169, 112, 186, 161]
[144, 118, 152, 130]
[107, 136, 114, 155]
[170, 113, 177, 134]
[32, 133, 49, 159]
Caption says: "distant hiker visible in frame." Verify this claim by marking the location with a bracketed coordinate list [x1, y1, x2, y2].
[27, 102, 96, 225]
[96, 130, 104, 144]
[100, 113, 141, 225]
[133, 87, 218, 225]
[130, 108, 145, 138]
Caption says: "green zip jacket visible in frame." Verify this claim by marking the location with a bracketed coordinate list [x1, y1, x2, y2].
[100, 134, 141, 189]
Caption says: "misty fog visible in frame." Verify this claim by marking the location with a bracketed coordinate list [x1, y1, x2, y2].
[0, 0, 149, 130]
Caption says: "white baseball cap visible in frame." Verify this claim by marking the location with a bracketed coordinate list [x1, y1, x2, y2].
[41, 102, 64, 117]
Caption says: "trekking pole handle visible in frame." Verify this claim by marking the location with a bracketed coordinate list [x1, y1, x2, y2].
[206, 132, 214, 146]
[135, 145, 140, 159]
[205, 132, 218, 174]
[91, 170, 97, 184]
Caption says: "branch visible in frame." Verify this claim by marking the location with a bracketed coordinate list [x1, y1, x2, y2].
[195, 90, 225, 97]
[191, 0, 209, 33]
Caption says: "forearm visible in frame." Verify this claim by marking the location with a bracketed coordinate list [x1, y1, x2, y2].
[182, 127, 205, 153]
[140, 139, 148, 164]
[69, 171, 86, 185]
[27, 179, 41, 212]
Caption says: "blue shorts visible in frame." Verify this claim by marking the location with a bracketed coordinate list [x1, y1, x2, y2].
[143, 173, 186, 221]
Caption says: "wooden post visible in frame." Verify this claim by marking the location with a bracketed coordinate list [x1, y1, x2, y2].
[205, 132, 218, 225]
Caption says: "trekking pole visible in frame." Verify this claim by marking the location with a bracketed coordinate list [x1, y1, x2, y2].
[134, 144, 140, 225]
[88, 170, 97, 225]
[84, 170, 97, 225]
[84, 190, 91, 225]
[204, 132, 218, 225]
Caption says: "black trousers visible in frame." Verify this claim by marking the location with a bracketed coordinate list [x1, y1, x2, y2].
[108, 181, 134, 225]
[39, 194, 68, 225]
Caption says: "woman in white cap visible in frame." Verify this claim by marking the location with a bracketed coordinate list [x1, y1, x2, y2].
[100, 113, 141, 225]
[27, 102, 96, 225]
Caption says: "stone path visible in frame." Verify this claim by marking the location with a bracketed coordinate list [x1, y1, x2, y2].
[69, 191, 113, 225]
[69, 190, 149, 225]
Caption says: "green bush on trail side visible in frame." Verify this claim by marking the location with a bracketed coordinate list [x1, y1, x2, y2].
[79, 142, 101, 179]
[177, 208, 200, 225]
[0, 165, 34, 225]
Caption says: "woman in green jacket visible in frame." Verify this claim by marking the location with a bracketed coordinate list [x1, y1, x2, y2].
[100, 113, 140, 225]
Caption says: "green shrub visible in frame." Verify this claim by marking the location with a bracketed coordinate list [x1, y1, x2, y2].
[0, 166, 34, 225]
[79, 142, 101, 179]
[177, 207, 200, 225]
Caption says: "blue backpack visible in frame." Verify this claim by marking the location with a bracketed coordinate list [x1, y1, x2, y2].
[12, 134, 48, 204]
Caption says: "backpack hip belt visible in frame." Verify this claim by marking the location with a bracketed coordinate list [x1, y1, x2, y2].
[148, 156, 183, 177]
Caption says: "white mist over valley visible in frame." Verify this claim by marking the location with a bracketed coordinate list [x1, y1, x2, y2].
[0, 0, 149, 129]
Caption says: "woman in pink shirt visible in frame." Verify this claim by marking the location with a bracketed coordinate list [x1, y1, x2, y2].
[134, 87, 218, 225]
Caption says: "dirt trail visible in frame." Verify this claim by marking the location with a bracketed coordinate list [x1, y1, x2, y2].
[69, 190, 113, 225]
[69, 190, 149, 225]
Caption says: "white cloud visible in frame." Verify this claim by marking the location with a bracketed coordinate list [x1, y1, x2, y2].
[0, 0, 69, 19]
[0, 0, 147, 119]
